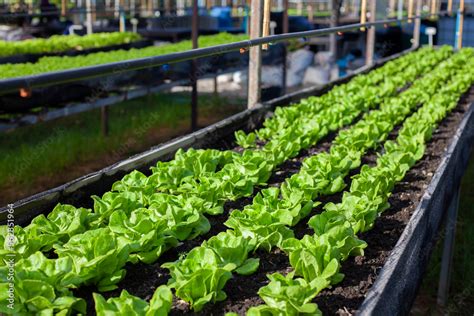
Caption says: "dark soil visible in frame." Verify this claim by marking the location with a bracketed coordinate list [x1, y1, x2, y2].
[313, 86, 474, 316]
[74, 86, 474, 315]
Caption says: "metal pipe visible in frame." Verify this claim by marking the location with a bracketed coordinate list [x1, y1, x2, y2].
[0, 17, 431, 95]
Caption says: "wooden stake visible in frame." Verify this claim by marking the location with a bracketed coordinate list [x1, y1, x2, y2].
[412, 0, 421, 47]
[457, 0, 465, 49]
[61, 0, 67, 16]
[448, 0, 453, 15]
[329, 0, 338, 57]
[262, 0, 271, 50]
[248, 0, 263, 108]
[101, 106, 109, 137]
[296, 1, 303, 15]
[408, 0, 414, 22]
[360, 0, 367, 31]
[430, 0, 436, 17]
[282, 0, 288, 95]
[191, 0, 199, 130]
[365, 0, 376, 65]
[86, 0, 93, 34]
[307, 5, 313, 22]
[119, 9, 126, 32]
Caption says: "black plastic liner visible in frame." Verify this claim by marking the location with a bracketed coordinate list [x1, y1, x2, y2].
[357, 102, 474, 316]
[0, 40, 153, 65]
[0, 47, 413, 225]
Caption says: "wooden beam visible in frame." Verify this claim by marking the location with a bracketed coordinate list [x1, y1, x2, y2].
[191, 0, 199, 130]
[365, 0, 376, 65]
[282, 0, 288, 95]
[430, 0, 436, 17]
[61, 0, 67, 16]
[329, 0, 338, 57]
[248, 0, 263, 108]
[307, 5, 313, 22]
[408, 0, 414, 22]
[262, 0, 271, 50]
[86, 0, 93, 34]
[457, 0, 465, 49]
[412, 0, 421, 47]
[397, 0, 403, 20]
[360, 0, 367, 31]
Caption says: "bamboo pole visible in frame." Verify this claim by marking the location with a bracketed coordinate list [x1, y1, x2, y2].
[447, 0, 453, 15]
[262, 0, 271, 50]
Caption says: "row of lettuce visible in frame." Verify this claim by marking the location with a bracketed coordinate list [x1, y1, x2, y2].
[246, 48, 474, 315]
[0, 32, 141, 58]
[0, 47, 462, 315]
[159, 47, 470, 314]
[0, 33, 248, 80]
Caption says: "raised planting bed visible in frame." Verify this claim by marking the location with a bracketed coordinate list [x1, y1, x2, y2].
[1, 46, 473, 316]
[0, 33, 255, 113]
[0, 33, 148, 65]
[0, 40, 153, 65]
